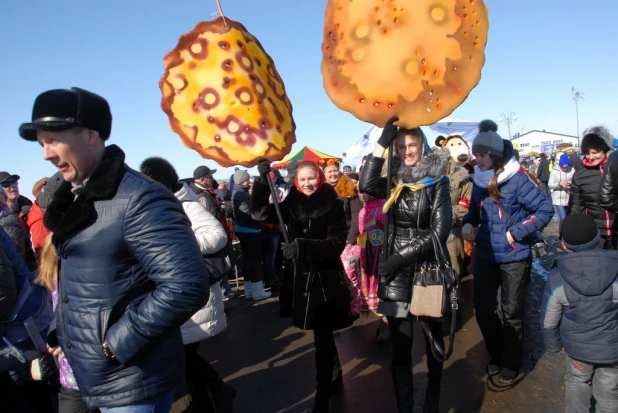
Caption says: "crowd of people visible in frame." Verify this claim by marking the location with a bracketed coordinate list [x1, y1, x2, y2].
[0, 86, 616, 413]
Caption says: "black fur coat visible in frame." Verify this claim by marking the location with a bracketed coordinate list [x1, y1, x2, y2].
[251, 179, 354, 330]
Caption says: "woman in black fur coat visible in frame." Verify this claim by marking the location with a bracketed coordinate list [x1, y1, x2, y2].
[359, 117, 452, 413]
[252, 160, 355, 413]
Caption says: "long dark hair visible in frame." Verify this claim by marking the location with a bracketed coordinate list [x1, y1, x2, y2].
[488, 155, 506, 201]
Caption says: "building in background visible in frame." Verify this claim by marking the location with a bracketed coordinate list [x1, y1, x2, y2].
[511, 130, 579, 154]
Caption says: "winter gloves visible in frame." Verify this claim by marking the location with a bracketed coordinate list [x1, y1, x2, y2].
[281, 242, 299, 260]
[378, 254, 404, 277]
[377, 116, 400, 149]
[257, 158, 272, 177]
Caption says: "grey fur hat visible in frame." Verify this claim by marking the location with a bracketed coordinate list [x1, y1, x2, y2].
[581, 125, 614, 153]
[472, 120, 504, 157]
[37, 172, 64, 211]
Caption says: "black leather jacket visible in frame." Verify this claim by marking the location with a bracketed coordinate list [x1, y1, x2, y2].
[359, 152, 452, 303]
[599, 150, 618, 214]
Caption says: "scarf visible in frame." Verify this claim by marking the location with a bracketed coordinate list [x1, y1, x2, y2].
[383, 175, 447, 213]
[294, 162, 325, 197]
[473, 157, 520, 189]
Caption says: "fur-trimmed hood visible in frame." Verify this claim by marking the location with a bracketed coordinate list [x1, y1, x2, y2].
[332, 174, 357, 198]
[287, 182, 342, 221]
[396, 148, 449, 183]
[44, 144, 126, 242]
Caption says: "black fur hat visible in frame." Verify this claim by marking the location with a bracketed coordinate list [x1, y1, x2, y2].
[581, 126, 614, 154]
[140, 157, 181, 193]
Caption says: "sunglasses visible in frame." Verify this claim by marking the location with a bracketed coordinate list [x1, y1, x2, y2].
[0, 181, 17, 188]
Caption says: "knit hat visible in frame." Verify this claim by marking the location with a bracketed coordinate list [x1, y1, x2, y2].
[581, 126, 614, 154]
[471, 120, 504, 157]
[37, 172, 64, 211]
[234, 169, 250, 185]
[559, 154, 570, 168]
[561, 213, 600, 252]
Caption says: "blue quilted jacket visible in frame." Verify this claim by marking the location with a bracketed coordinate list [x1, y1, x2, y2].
[44, 145, 209, 408]
[541, 249, 618, 364]
[463, 167, 554, 263]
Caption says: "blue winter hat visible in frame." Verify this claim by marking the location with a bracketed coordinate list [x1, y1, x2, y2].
[559, 154, 570, 168]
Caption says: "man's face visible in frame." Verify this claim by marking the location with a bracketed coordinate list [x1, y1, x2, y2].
[37, 127, 98, 183]
[1, 180, 19, 203]
[199, 176, 213, 188]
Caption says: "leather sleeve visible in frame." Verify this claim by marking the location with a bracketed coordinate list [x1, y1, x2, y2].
[346, 195, 362, 244]
[398, 179, 452, 265]
[359, 155, 388, 199]
[296, 199, 347, 263]
[105, 186, 209, 365]
[598, 151, 618, 214]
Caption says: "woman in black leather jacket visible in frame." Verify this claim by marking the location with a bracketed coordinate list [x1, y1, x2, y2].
[359, 117, 452, 413]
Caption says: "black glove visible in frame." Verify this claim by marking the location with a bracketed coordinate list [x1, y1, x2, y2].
[378, 254, 404, 277]
[281, 242, 299, 260]
[377, 116, 400, 149]
[257, 157, 272, 177]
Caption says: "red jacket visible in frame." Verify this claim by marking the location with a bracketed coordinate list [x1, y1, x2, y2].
[25, 201, 48, 258]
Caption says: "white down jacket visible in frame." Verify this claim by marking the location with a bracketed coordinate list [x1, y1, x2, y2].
[548, 164, 575, 206]
[175, 182, 228, 344]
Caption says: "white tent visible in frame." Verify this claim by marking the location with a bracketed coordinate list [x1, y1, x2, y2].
[343, 117, 479, 165]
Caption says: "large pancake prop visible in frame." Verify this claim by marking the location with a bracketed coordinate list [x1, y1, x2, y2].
[160, 7, 296, 167]
[321, 0, 489, 128]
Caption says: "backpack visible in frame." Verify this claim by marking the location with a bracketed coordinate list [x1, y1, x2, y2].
[0, 229, 52, 373]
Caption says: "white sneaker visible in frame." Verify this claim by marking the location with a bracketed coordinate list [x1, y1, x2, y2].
[251, 281, 272, 300]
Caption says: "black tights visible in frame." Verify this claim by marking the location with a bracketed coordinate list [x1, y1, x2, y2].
[388, 317, 444, 413]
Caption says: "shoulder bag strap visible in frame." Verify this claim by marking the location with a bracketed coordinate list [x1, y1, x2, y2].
[495, 201, 518, 226]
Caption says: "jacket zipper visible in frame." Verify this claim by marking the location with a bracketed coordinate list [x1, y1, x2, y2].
[600, 164, 612, 236]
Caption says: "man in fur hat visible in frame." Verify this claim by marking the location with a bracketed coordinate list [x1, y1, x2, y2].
[19, 87, 209, 411]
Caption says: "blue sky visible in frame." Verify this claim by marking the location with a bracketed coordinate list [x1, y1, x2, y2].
[2, 0, 617, 196]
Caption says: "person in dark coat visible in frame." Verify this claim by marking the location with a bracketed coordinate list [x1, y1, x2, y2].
[0, 228, 17, 321]
[463, 120, 554, 384]
[570, 126, 616, 249]
[359, 117, 452, 413]
[232, 169, 271, 300]
[536, 153, 551, 197]
[253, 159, 354, 413]
[541, 213, 618, 412]
[19, 87, 209, 411]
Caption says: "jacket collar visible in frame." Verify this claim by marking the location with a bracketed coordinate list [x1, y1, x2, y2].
[287, 183, 340, 220]
[44, 145, 126, 242]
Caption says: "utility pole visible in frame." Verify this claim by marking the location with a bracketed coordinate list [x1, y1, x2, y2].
[499, 112, 517, 140]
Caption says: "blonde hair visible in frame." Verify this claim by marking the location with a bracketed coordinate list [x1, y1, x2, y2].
[36, 234, 57, 291]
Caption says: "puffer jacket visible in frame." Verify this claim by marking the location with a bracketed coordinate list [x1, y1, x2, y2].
[463, 157, 554, 263]
[570, 158, 615, 239]
[232, 184, 263, 230]
[541, 249, 618, 364]
[251, 179, 354, 331]
[176, 182, 227, 344]
[43, 145, 209, 409]
[548, 164, 575, 206]
[599, 149, 618, 214]
[359, 150, 452, 303]
[0, 228, 17, 321]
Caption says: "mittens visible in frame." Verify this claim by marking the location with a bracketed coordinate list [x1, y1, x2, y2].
[281, 242, 299, 260]
[378, 254, 404, 277]
[377, 116, 400, 149]
[257, 158, 272, 177]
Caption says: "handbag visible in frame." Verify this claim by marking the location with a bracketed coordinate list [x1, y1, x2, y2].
[203, 242, 235, 284]
[496, 203, 547, 258]
[409, 228, 460, 362]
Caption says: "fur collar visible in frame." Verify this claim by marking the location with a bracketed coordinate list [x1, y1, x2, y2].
[44, 145, 126, 242]
[396, 148, 449, 184]
[332, 174, 357, 198]
[445, 159, 470, 190]
[287, 182, 340, 220]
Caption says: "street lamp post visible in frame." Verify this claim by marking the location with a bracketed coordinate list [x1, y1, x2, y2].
[499, 112, 518, 141]
[572, 88, 585, 148]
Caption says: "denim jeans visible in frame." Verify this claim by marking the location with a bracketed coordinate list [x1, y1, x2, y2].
[555, 205, 567, 233]
[565, 355, 618, 413]
[98, 391, 173, 413]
